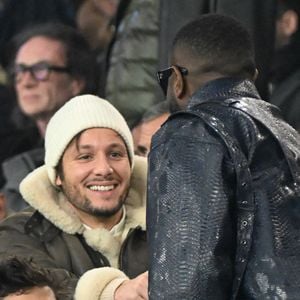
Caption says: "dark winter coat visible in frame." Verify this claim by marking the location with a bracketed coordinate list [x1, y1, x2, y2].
[0, 156, 148, 300]
[147, 78, 300, 299]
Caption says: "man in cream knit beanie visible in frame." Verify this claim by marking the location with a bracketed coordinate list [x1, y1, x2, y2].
[45, 94, 135, 185]
[0, 94, 148, 300]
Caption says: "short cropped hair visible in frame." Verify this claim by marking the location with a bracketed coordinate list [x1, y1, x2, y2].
[8, 22, 97, 93]
[0, 256, 69, 299]
[172, 14, 256, 79]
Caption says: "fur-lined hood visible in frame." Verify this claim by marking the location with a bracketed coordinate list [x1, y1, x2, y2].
[19, 155, 147, 236]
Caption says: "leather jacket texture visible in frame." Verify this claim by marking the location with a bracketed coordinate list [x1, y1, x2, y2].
[147, 78, 300, 299]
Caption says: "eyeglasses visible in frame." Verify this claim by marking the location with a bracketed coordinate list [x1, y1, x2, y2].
[157, 65, 188, 96]
[11, 62, 70, 82]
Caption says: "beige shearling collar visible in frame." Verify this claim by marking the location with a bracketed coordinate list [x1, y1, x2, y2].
[19, 155, 147, 236]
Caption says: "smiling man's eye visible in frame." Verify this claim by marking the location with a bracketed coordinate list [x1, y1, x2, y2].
[78, 154, 92, 160]
[110, 151, 122, 158]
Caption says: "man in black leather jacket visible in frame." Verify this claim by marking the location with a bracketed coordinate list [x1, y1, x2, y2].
[147, 14, 300, 299]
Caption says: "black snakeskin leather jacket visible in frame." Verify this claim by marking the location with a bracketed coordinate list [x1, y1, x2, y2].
[147, 78, 300, 300]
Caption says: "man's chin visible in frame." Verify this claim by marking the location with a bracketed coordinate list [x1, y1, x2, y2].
[88, 203, 123, 219]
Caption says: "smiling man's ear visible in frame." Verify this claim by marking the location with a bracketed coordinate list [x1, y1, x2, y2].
[55, 163, 63, 186]
[55, 175, 62, 186]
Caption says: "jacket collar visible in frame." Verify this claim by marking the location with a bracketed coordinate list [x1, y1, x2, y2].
[19, 155, 147, 235]
[188, 77, 261, 110]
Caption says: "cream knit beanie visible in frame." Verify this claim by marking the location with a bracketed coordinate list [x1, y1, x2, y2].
[45, 94, 134, 185]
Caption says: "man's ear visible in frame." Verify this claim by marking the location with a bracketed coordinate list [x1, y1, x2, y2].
[172, 66, 185, 99]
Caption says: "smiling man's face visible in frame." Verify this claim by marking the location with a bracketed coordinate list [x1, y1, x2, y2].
[55, 128, 131, 228]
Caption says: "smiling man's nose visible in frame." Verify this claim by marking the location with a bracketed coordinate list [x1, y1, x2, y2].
[93, 156, 113, 176]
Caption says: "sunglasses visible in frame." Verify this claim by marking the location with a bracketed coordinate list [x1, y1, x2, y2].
[157, 65, 188, 96]
[11, 61, 70, 82]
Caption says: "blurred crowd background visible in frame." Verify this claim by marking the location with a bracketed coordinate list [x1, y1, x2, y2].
[0, 0, 300, 218]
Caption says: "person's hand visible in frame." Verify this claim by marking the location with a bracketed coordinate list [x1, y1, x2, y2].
[114, 271, 148, 300]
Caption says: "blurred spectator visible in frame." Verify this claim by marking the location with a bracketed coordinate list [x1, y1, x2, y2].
[76, 0, 120, 96]
[0, 0, 77, 69]
[1, 22, 96, 215]
[0, 256, 70, 300]
[105, 0, 162, 129]
[76, 0, 119, 51]
[132, 101, 170, 157]
[269, 0, 300, 131]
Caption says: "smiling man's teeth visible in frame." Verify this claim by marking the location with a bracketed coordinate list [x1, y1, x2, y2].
[89, 185, 114, 191]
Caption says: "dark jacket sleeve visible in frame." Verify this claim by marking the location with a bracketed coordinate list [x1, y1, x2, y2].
[0, 211, 77, 299]
[147, 120, 236, 299]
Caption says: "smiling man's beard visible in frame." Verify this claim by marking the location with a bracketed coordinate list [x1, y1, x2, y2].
[72, 195, 126, 218]
[60, 180, 129, 219]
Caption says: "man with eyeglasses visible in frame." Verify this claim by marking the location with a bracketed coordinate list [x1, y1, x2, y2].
[147, 14, 300, 299]
[0, 22, 96, 216]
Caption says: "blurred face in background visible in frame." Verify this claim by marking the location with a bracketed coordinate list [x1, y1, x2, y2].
[275, 9, 298, 49]
[132, 113, 169, 157]
[14, 36, 83, 122]
[76, 0, 120, 50]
